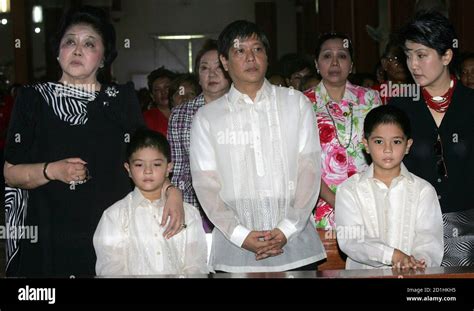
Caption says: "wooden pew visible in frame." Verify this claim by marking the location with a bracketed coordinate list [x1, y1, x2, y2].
[316, 228, 346, 271]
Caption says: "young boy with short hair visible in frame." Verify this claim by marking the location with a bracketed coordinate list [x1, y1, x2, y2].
[335, 105, 443, 270]
[94, 129, 208, 275]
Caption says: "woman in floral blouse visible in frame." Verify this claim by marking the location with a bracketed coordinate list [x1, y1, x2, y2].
[304, 33, 381, 229]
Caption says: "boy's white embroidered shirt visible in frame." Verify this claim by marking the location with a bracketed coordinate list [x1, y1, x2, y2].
[335, 163, 444, 269]
[93, 187, 209, 275]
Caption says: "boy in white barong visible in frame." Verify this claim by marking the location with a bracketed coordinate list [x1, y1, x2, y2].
[93, 129, 208, 275]
[336, 105, 443, 270]
[190, 20, 326, 273]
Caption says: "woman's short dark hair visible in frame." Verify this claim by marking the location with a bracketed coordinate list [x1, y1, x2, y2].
[52, 6, 117, 68]
[315, 32, 353, 60]
[126, 128, 171, 163]
[399, 10, 458, 74]
[364, 105, 412, 140]
[217, 20, 270, 60]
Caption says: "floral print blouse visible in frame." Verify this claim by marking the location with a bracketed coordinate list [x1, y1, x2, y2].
[304, 81, 381, 229]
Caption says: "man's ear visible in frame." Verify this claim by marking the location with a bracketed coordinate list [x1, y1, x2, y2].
[124, 162, 131, 177]
[220, 55, 229, 71]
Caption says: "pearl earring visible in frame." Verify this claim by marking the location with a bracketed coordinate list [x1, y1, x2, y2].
[317, 69, 320, 74]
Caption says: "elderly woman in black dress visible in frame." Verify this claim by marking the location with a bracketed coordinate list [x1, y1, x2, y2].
[3, 6, 184, 277]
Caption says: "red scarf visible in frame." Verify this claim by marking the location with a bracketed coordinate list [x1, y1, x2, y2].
[421, 75, 456, 113]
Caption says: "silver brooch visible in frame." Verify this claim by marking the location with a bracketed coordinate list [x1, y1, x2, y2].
[105, 86, 119, 97]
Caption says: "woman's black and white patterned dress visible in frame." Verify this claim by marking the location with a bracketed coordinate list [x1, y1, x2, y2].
[4, 82, 144, 276]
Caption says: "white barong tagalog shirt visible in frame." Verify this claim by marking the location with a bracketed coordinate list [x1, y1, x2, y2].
[335, 163, 444, 269]
[190, 80, 326, 272]
[93, 187, 209, 276]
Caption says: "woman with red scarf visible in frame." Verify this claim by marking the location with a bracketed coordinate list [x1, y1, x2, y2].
[390, 11, 474, 267]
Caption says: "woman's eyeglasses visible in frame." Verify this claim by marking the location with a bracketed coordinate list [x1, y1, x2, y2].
[434, 137, 448, 178]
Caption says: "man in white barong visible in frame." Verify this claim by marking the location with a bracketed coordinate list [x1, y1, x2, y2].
[190, 20, 326, 273]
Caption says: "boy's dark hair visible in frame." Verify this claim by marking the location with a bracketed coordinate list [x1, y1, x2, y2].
[217, 20, 270, 60]
[52, 6, 117, 68]
[147, 66, 176, 92]
[315, 32, 353, 60]
[364, 105, 412, 139]
[126, 128, 171, 163]
[398, 10, 458, 74]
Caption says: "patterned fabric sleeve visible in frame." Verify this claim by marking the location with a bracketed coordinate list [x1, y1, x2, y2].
[168, 105, 185, 187]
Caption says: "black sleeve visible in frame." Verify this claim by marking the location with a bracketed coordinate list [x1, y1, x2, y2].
[4, 87, 40, 165]
[122, 82, 145, 132]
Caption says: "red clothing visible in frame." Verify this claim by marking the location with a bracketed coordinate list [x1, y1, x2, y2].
[371, 82, 390, 105]
[143, 108, 169, 137]
[0, 95, 14, 149]
[372, 82, 390, 105]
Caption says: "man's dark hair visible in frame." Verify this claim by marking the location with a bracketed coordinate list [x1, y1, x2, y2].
[217, 20, 270, 60]
[126, 128, 171, 163]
